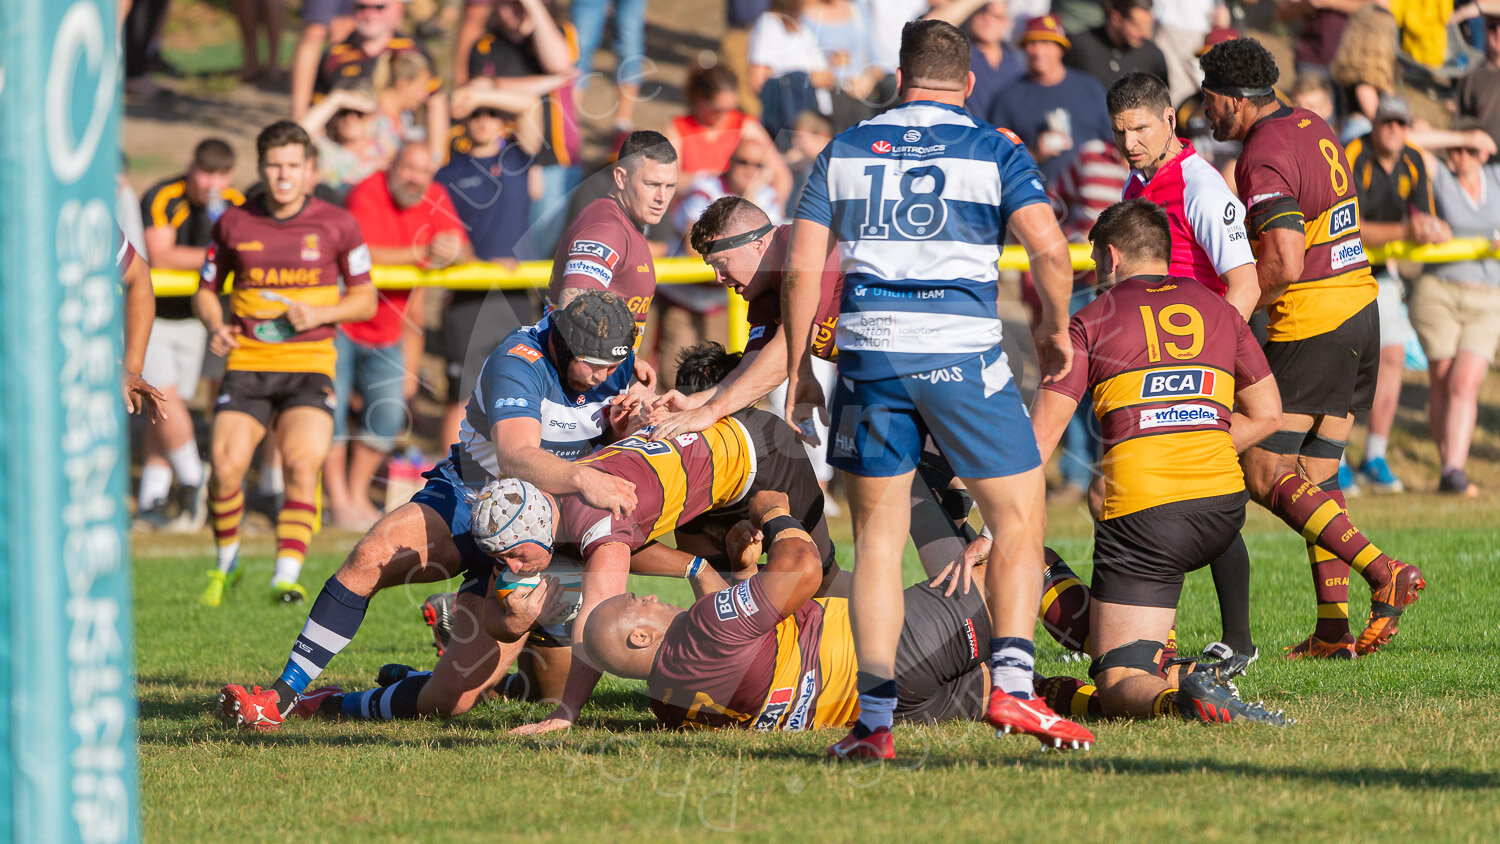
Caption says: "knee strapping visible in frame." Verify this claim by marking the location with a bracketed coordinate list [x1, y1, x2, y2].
[1258, 429, 1307, 455]
[1088, 639, 1167, 680]
[1302, 434, 1347, 461]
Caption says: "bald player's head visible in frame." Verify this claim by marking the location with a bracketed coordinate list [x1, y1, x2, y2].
[583, 592, 684, 680]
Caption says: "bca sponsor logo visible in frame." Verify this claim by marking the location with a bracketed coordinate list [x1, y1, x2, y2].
[1139, 403, 1218, 429]
[1140, 368, 1215, 399]
[753, 687, 794, 730]
[564, 259, 613, 286]
[903, 129, 921, 143]
[568, 239, 620, 268]
[783, 670, 819, 731]
[1330, 238, 1367, 270]
[714, 588, 738, 621]
[871, 140, 893, 154]
[733, 580, 759, 615]
[1327, 200, 1359, 240]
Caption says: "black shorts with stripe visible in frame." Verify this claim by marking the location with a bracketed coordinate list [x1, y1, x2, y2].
[894, 581, 990, 723]
[215, 370, 336, 427]
[1262, 300, 1378, 416]
[1092, 491, 1249, 609]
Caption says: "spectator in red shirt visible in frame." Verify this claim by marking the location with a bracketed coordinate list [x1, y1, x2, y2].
[329, 143, 473, 528]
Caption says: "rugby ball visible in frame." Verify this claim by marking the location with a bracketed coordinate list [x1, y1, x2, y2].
[495, 557, 584, 629]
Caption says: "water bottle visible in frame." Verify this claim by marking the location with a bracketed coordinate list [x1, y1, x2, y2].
[206, 193, 227, 223]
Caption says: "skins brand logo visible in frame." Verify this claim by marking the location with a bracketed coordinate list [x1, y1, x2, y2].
[871, 140, 893, 154]
[753, 688, 794, 730]
[1140, 368, 1215, 399]
[568, 240, 619, 268]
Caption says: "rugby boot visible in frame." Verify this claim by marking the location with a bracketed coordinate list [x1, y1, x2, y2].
[422, 592, 457, 655]
[986, 689, 1094, 750]
[271, 580, 308, 605]
[1356, 562, 1426, 655]
[200, 567, 243, 608]
[1357, 457, 1404, 494]
[827, 726, 895, 760]
[218, 684, 285, 731]
[290, 686, 343, 720]
[1283, 633, 1356, 660]
[1178, 669, 1292, 726]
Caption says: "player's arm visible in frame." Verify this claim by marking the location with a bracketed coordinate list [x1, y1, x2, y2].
[1184, 183, 1259, 320]
[1252, 227, 1304, 308]
[649, 338, 786, 440]
[1230, 375, 1283, 453]
[1031, 387, 1081, 464]
[525, 540, 633, 732]
[490, 417, 637, 518]
[628, 543, 732, 598]
[781, 218, 836, 439]
[519, 0, 573, 74]
[122, 250, 166, 419]
[1008, 201, 1074, 383]
[553, 225, 630, 310]
[744, 490, 823, 617]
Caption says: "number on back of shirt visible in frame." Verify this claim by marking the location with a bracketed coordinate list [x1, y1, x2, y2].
[859, 164, 949, 241]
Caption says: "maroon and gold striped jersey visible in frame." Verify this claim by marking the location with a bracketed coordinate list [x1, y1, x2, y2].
[1235, 106, 1376, 342]
[1046, 274, 1272, 519]
[649, 577, 859, 731]
[200, 197, 372, 377]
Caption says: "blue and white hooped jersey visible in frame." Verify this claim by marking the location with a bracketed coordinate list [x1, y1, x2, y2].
[795, 100, 1049, 380]
[451, 317, 633, 485]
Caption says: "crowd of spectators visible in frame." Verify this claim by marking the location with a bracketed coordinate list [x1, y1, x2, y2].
[122, 0, 1500, 528]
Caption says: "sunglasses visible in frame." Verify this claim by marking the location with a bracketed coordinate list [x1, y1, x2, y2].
[354, 3, 388, 13]
[730, 157, 763, 168]
[470, 107, 504, 119]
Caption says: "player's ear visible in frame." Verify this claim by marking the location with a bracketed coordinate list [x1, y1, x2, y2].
[627, 625, 658, 649]
[613, 163, 629, 193]
[964, 70, 975, 100]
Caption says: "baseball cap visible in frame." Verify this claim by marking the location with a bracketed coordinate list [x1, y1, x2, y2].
[1198, 27, 1240, 56]
[1374, 94, 1413, 126]
[1021, 15, 1070, 51]
[552, 290, 637, 365]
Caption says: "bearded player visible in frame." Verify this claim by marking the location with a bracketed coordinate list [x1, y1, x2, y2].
[1199, 37, 1425, 659]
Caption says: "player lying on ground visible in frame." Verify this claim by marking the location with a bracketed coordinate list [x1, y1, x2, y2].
[584, 491, 995, 738]
[216, 292, 651, 728]
[1026, 198, 1289, 725]
[280, 345, 842, 722]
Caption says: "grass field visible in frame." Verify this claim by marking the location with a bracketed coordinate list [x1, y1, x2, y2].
[136, 496, 1500, 842]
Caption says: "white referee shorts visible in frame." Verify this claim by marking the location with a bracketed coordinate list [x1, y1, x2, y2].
[141, 317, 207, 400]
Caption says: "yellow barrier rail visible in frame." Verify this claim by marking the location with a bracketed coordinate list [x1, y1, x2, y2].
[150, 239, 1500, 353]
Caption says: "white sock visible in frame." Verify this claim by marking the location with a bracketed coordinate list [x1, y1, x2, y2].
[1364, 434, 1388, 463]
[216, 542, 240, 575]
[138, 462, 173, 509]
[272, 555, 303, 586]
[167, 442, 204, 487]
[258, 464, 285, 497]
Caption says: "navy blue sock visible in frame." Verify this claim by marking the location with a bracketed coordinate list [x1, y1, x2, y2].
[853, 671, 898, 736]
[272, 577, 370, 712]
[989, 636, 1036, 699]
[340, 674, 431, 720]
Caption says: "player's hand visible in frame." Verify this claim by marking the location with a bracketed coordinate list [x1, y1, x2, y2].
[606, 392, 650, 435]
[577, 467, 636, 518]
[928, 533, 990, 597]
[207, 324, 242, 356]
[123, 371, 167, 421]
[510, 712, 574, 736]
[725, 518, 764, 575]
[648, 406, 719, 442]
[785, 372, 828, 446]
[649, 388, 711, 414]
[284, 301, 323, 332]
[633, 358, 658, 391]
[498, 577, 563, 636]
[1036, 327, 1073, 386]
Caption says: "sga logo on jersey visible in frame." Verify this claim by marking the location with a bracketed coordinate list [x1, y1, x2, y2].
[1139, 368, 1215, 399]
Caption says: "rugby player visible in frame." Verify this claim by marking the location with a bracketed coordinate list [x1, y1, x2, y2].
[654, 195, 983, 577]
[1032, 199, 1287, 725]
[583, 491, 991, 738]
[194, 121, 377, 606]
[1199, 38, 1426, 659]
[216, 292, 644, 729]
[547, 130, 678, 331]
[1107, 70, 1258, 657]
[783, 19, 1093, 757]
